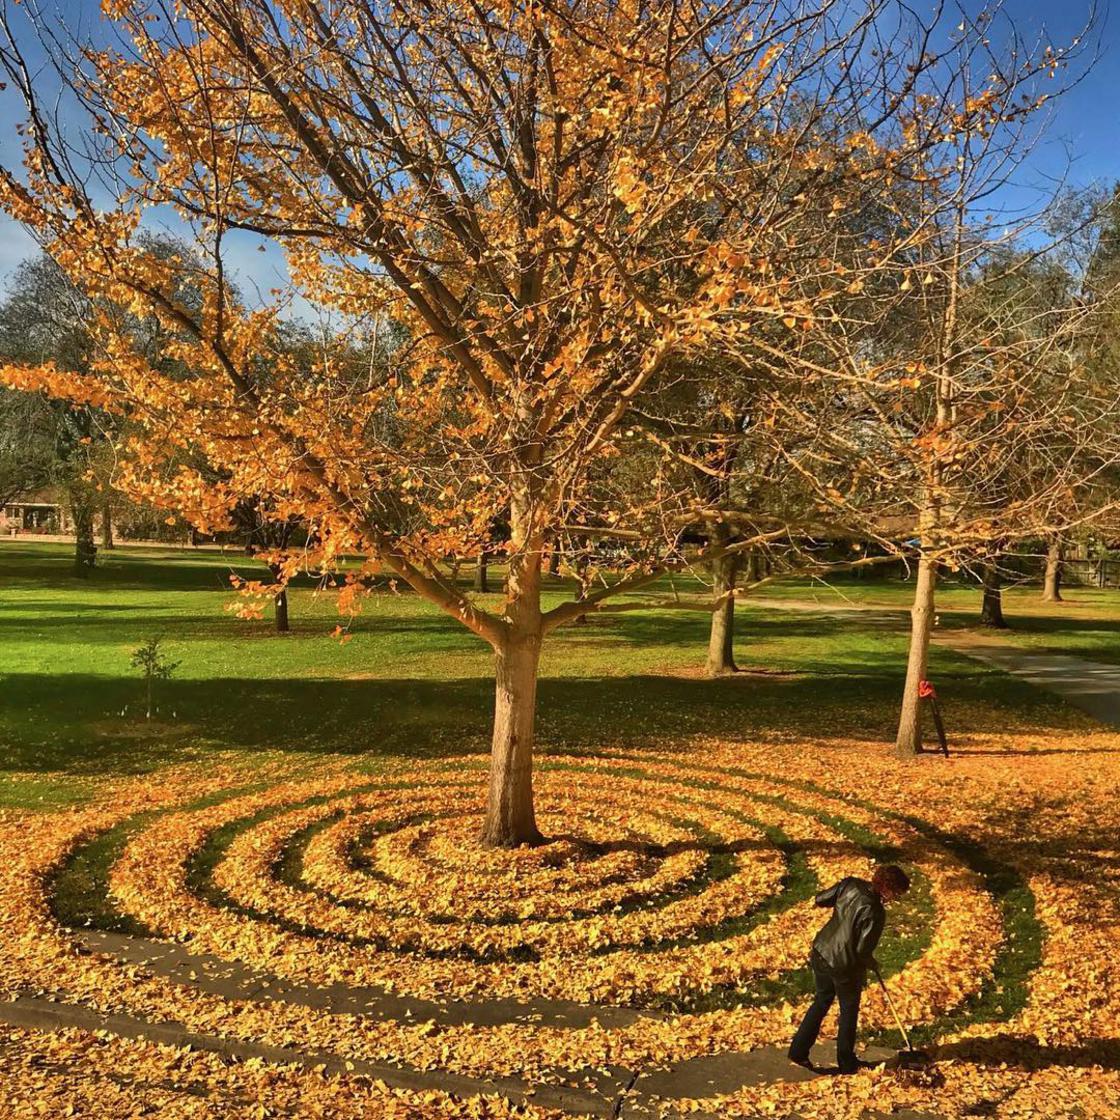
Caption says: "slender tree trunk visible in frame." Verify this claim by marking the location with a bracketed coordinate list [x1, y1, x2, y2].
[72, 495, 96, 578]
[268, 562, 290, 633]
[480, 630, 544, 848]
[896, 556, 937, 757]
[573, 550, 590, 625]
[474, 552, 489, 593]
[744, 550, 761, 584]
[275, 588, 290, 632]
[898, 206, 958, 757]
[100, 500, 114, 550]
[548, 549, 561, 576]
[480, 484, 544, 849]
[1042, 543, 1061, 600]
[706, 546, 739, 677]
[979, 558, 1007, 628]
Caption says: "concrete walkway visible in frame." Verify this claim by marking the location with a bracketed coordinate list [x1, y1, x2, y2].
[758, 595, 1120, 731]
[935, 631, 1120, 730]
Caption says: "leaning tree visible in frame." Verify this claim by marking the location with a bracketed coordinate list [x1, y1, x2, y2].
[0, 0, 1054, 841]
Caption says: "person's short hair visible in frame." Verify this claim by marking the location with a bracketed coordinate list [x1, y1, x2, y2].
[872, 864, 911, 896]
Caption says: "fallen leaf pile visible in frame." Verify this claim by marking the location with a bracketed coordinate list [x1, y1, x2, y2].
[1, 733, 1117, 1117]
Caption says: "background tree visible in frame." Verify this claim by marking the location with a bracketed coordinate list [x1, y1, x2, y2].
[781, 199, 1119, 752]
[1042, 535, 1065, 601]
[0, 386, 53, 512]
[0, 255, 109, 575]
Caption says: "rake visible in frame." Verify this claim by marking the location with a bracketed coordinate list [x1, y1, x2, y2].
[873, 966, 932, 1070]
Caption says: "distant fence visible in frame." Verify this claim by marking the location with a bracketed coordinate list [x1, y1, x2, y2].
[1027, 557, 1120, 589]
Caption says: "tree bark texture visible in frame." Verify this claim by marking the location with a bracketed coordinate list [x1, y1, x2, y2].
[896, 556, 936, 757]
[480, 482, 544, 848]
[1041, 540, 1063, 602]
[72, 495, 96, 578]
[101, 500, 114, 550]
[480, 632, 543, 847]
[979, 559, 1007, 628]
[706, 549, 739, 676]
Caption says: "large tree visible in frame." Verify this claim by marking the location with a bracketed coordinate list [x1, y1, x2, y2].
[1, 0, 1071, 841]
[775, 209, 1120, 753]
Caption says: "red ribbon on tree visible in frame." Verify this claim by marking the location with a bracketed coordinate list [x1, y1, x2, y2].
[918, 679, 937, 700]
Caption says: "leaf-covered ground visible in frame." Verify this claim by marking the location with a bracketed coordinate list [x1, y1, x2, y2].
[2, 736, 1118, 1118]
[2, 543, 1118, 1117]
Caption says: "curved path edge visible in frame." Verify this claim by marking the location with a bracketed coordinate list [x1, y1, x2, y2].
[0, 990, 621, 1114]
[1, 983, 880, 1119]
[75, 928, 654, 1031]
[935, 631, 1120, 731]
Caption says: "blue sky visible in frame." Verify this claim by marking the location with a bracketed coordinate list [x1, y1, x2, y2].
[0, 0, 1116, 297]
[1009, 1, 1120, 197]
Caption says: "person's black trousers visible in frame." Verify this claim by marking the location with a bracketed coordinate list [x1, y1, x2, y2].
[788, 953, 864, 1071]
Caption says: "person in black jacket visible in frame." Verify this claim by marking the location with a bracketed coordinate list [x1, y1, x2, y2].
[788, 864, 911, 1074]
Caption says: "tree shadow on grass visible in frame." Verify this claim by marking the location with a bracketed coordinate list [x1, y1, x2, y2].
[0, 603, 490, 653]
[0, 544, 263, 593]
[0, 600, 160, 614]
[0, 662, 1091, 779]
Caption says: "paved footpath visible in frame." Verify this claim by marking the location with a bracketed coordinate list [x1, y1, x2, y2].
[760, 596, 1120, 731]
[936, 630, 1120, 730]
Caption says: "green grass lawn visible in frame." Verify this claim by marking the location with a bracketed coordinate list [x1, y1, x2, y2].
[764, 569, 1120, 662]
[0, 542, 1097, 810]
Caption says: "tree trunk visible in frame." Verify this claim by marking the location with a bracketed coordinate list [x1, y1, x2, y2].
[72, 497, 96, 578]
[275, 587, 290, 633]
[480, 631, 544, 848]
[548, 549, 561, 576]
[573, 551, 590, 625]
[896, 555, 936, 757]
[744, 550, 762, 584]
[706, 548, 739, 677]
[480, 477, 544, 848]
[979, 559, 1007, 628]
[1043, 540, 1064, 601]
[474, 553, 489, 593]
[268, 562, 290, 632]
[100, 500, 114, 550]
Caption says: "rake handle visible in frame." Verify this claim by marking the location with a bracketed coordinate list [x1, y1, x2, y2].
[873, 966, 914, 1051]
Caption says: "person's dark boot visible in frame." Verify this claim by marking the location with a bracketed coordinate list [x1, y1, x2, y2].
[787, 1052, 814, 1071]
[837, 1058, 880, 1075]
